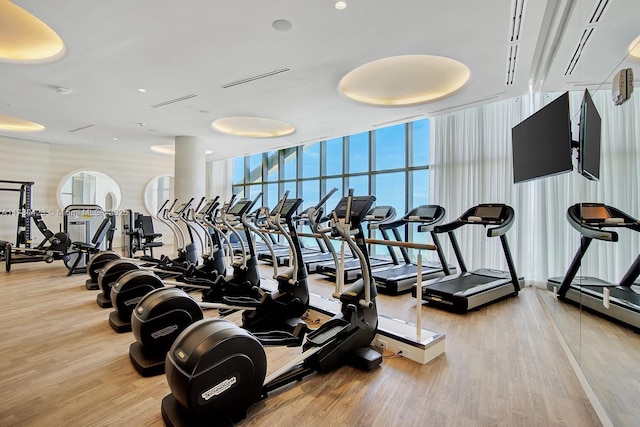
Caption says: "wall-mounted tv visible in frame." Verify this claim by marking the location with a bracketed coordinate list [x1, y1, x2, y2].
[578, 89, 601, 181]
[511, 92, 573, 183]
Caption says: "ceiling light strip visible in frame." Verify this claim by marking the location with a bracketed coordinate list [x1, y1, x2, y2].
[221, 68, 290, 88]
[68, 124, 95, 133]
[150, 94, 197, 109]
[588, 0, 609, 24]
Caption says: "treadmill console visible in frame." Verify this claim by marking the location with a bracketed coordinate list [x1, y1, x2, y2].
[411, 206, 438, 221]
[463, 205, 505, 224]
[580, 204, 615, 224]
[572, 203, 633, 227]
[366, 206, 392, 221]
[334, 195, 376, 222]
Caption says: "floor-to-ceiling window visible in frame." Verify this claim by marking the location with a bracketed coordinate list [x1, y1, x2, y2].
[232, 118, 431, 257]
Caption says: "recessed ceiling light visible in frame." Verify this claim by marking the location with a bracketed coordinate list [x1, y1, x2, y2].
[339, 54, 470, 106]
[150, 145, 213, 156]
[272, 19, 292, 32]
[0, 1, 66, 63]
[0, 113, 45, 132]
[112, 137, 118, 141]
[629, 35, 640, 58]
[211, 116, 295, 138]
[335, 2, 347, 10]
[138, 88, 147, 93]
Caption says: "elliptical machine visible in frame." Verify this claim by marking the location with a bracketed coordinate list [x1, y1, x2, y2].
[223, 191, 309, 333]
[161, 190, 382, 426]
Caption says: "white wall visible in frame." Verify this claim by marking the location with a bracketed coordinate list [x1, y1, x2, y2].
[0, 135, 174, 248]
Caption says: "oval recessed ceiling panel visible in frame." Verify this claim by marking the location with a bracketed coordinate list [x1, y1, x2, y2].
[0, 0, 66, 63]
[339, 55, 470, 106]
[0, 113, 45, 132]
[211, 116, 295, 138]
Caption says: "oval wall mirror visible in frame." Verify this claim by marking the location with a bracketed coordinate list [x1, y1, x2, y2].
[144, 174, 174, 216]
[57, 170, 122, 210]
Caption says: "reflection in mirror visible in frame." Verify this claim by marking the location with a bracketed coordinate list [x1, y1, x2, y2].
[144, 175, 174, 216]
[58, 170, 121, 210]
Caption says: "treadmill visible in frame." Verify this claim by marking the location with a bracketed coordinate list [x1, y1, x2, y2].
[547, 203, 640, 330]
[413, 203, 521, 313]
[316, 205, 397, 283]
[371, 205, 455, 295]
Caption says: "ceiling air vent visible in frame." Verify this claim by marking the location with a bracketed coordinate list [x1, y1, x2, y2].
[564, 0, 610, 76]
[506, 44, 519, 85]
[509, 0, 526, 42]
[505, 0, 526, 85]
[589, 0, 609, 24]
[565, 27, 594, 76]
[68, 124, 95, 133]
[221, 68, 290, 89]
[150, 94, 197, 109]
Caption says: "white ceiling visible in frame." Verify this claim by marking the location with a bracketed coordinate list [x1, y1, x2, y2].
[1, 0, 638, 160]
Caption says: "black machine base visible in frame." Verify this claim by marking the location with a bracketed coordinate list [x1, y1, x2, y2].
[108, 311, 131, 333]
[161, 394, 238, 427]
[129, 342, 166, 377]
[85, 279, 98, 291]
[347, 347, 383, 371]
[96, 293, 112, 308]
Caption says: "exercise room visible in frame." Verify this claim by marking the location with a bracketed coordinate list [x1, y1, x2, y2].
[1, 1, 638, 426]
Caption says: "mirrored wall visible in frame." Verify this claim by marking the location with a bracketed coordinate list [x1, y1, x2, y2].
[144, 174, 174, 216]
[57, 170, 121, 210]
[537, 89, 640, 427]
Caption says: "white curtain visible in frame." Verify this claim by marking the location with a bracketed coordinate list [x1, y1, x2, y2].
[429, 90, 640, 284]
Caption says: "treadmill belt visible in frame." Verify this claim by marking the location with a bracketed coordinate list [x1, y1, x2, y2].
[580, 285, 640, 307]
[427, 274, 497, 294]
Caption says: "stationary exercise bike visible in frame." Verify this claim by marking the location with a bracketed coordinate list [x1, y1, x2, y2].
[161, 191, 382, 426]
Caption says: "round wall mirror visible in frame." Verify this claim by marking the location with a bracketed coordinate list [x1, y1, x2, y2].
[144, 175, 174, 216]
[57, 170, 122, 210]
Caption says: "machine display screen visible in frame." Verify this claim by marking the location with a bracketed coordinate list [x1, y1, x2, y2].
[414, 206, 437, 219]
[474, 206, 503, 220]
[228, 200, 251, 215]
[580, 205, 611, 221]
[199, 200, 216, 214]
[334, 196, 374, 220]
[280, 199, 302, 217]
[369, 207, 390, 218]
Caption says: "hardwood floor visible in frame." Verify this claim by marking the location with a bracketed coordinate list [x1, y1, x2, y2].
[0, 259, 602, 427]
[537, 284, 640, 427]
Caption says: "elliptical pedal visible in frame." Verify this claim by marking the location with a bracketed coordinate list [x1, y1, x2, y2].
[305, 320, 349, 346]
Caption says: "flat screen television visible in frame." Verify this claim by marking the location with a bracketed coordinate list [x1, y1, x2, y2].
[511, 92, 573, 183]
[578, 89, 601, 181]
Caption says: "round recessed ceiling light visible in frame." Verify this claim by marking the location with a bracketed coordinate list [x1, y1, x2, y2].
[272, 19, 292, 32]
[0, 113, 45, 132]
[629, 35, 640, 59]
[335, 2, 347, 10]
[0, 1, 66, 63]
[138, 88, 147, 93]
[211, 116, 295, 138]
[150, 145, 213, 156]
[339, 54, 470, 106]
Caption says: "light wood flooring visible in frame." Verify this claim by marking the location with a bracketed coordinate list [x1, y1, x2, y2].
[536, 284, 640, 427]
[0, 259, 603, 427]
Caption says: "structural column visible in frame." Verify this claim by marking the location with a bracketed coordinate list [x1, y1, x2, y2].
[174, 135, 206, 249]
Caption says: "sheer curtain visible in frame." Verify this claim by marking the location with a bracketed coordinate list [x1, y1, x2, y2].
[429, 90, 640, 284]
